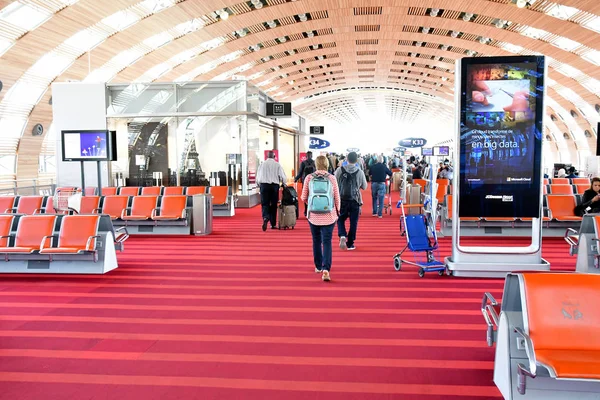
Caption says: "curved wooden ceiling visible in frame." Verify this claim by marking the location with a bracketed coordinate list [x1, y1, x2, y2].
[0, 0, 599, 178]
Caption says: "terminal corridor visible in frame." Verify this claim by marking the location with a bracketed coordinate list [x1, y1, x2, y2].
[0, 193, 574, 400]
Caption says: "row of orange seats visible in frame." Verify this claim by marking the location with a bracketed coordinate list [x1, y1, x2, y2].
[544, 184, 590, 195]
[82, 186, 213, 197]
[544, 178, 590, 185]
[443, 194, 583, 222]
[0, 214, 101, 260]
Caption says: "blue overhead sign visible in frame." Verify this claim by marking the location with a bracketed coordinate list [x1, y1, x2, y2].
[398, 138, 427, 148]
[309, 137, 330, 149]
[346, 148, 360, 153]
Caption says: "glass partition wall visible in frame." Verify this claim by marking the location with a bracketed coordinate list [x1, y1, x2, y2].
[106, 81, 304, 197]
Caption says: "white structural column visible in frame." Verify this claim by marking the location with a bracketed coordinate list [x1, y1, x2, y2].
[51, 82, 109, 188]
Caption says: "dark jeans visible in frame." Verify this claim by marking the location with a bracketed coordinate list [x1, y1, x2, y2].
[309, 222, 335, 271]
[260, 183, 279, 227]
[371, 182, 386, 216]
[337, 199, 360, 247]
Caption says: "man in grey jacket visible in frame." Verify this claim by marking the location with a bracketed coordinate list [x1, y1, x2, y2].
[335, 152, 368, 250]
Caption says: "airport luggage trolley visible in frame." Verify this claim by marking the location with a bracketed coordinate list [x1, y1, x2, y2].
[383, 176, 393, 215]
[393, 199, 446, 278]
[54, 187, 82, 214]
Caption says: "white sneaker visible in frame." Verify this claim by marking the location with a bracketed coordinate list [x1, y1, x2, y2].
[315, 267, 321, 273]
[322, 270, 331, 281]
[339, 236, 347, 250]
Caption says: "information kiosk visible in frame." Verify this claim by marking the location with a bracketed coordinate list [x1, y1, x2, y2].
[445, 55, 550, 277]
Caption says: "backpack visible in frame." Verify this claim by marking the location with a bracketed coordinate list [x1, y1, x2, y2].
[281, 185, 298, 206]
[303, 159, 315, 178]
[338, 166, 359, 201]
[307, 173, 334, 215]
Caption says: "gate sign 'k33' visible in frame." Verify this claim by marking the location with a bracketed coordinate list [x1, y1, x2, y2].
[309, 137, 330, 149]
[398, 138, 427, 148]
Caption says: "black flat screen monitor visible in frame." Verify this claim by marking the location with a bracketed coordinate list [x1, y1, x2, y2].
[109, 130, 118, 161]
[422, 148, 433, 156]
[266, 102, 292, 117]
[61, 130, 111, 162]
[458, 55, 545, 218]
[434, 146, 449, 156]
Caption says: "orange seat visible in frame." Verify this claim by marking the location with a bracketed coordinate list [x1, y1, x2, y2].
[39, 215, 100, 255]
[543, 178, 549, 185]
[0, 215, 14, 247]
[551, 178, 569, 185]
[575, 184, 589, 194]
[0, 215, 55, 254]
[482, 217, 516, 221]
[444, 195, 479, 221]
[435, 184, 448, 205]
[122, 196, 157, 220]
[119, 187, 140, 196]
[0, 196, 16, 213]
[209, 186, 229, 206]
[572, 178, 590, 186]
[546, 195, 581, 221]
[80, 196, 100, 214]
[437, 178, 450, 186]
[14, 196, 44, 214]
[141, 187, 161, 196]
[186, 186, 207, 196]
[163, 186, 184, 196]
[84, 187, 98, 196]
[101, 187, 117, 196]
[35, 197, 66, 215]
[412, 179, 427, 193]
[152, 195, 186, 220]
[549, 184, 573, 195]
[100, 196, 129, 219]
[521, 273, 600, 380]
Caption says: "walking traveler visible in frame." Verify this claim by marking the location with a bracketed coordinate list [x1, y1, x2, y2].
[335, 152, 367, 251]
[301, 155, 341, 281]
[294, 151, 316, 216]
[256, 151, 287, 231]
[369, 155, 393, 218]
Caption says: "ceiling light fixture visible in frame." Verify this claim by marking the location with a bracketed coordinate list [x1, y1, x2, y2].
[298, 13, 308, 22]
[306, 31, 314, 38]
[450, 31, 460, 38]
[463, 13, 473, 22]
[430, 8, 439, 17]
[218, 9, 229, 20]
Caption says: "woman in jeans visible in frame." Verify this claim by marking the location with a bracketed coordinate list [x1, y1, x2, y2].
[369, 155, 393, 218]
[301, 155, 341, 282]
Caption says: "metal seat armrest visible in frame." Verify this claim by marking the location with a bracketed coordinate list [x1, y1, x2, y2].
[92, 208, 101, 214]
[514, 326, 537, 395]
[564, 228, 578, 245]
[85, 235, 101, 251]
[33, 208, 44, 214]
[40, 235, 58, 251]
[5, 207, 17, 214]
[151, 208, 159, 219]
[114, 227, 129, 243]
[120, 208, 131, 219]
[481, 292, 499, 346]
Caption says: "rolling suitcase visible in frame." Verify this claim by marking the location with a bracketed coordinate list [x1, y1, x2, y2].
[278, 204, 297, 230]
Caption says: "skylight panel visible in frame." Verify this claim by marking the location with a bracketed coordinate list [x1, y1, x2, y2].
[139, 63, 171, 81]
[552, 36, 581, 52]
[113, 48, 145, 66]
[555, 63, 582, 79]
[143, 32, 172, 49]
[174, 19, 205, 35]
[29, 53, 73, 78]
[101, 10, 140, 32]
[0, 38, 13, 57]
[0, 2, 51, 31]
[582, 50, 600, 66]
[520, 27, 548, 40]
[0, 117, 27, 138]
[64, 29, 106, 52]
[583, 16, 600, 33]
[139, 0, 175, 13]
[545, 4, 579, 20]
[4, 81, 46, 105]
[499, 43, 523, 54]
[85, 68, 116, 83]
[248, 71, 265, 80]
[171, 50, 196, 65]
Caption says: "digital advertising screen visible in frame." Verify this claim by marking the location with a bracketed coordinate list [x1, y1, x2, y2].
[434, 146, 449, 156]
[458, 56, 545, 218]
[422, 148, 433, 156]
[62, 130, 111, 162]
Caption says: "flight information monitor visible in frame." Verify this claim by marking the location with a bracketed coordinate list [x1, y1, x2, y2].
[421, 148, 433, 156]
[458, 55, 545, 218]
[62, 130, 111, 161]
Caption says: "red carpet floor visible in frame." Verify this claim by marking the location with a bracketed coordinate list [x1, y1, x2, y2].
[0, 193, 575, 399]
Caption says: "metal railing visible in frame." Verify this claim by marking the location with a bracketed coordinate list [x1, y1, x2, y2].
[0, 178, 56, 196]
